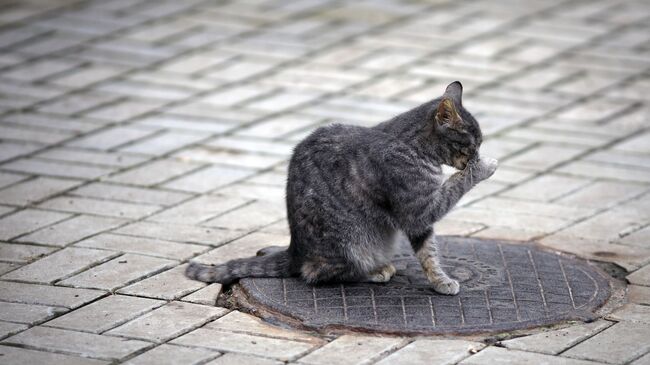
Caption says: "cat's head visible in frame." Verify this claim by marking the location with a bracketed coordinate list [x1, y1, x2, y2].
[431, 81, 482, 170]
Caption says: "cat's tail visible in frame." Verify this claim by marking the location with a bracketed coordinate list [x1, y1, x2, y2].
[185, 250, 292, 284]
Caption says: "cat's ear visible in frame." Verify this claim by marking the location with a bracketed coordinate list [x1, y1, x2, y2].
[443, 81, 463, 104]
[435, 98, 462, 127]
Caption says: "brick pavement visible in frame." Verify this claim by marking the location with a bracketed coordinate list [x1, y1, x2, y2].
[0, 0, 649, 363]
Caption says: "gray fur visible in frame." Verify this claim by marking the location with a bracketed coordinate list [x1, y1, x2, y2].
[185, 81, 497, 295]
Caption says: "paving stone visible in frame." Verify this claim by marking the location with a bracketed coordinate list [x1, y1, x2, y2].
[181, 283, 223, 306]
[148, 195, 249, 225]
[563, 322, 650, 364]
[18, 215, 126, 246]
[60, 253, 176, 291]
[193, 232, 289, 265]
[0, 172, 26, 189]
[204, 200, 286, 231]
[38, 196, 161, 219]
[0, 321, 27, 339]
[0, 301, 66, 324]
[173, 146, 285, 169]
[50, 64, 126, 88]
[114, 221, 243, 246]
[39, 148, 149, 168]
[2, 247, 118, 284]
[119, 131, 205, 155]
[0, 177, 81, 206]
[205, 353, 282, 365]
[2, 158, 114, 179]
[85, 99, 165, 122]
[0, 242, 55, 263]
[502, 320, 613, 355]
[0, 281, 105, 309]
[607, 303, 650, 324]
[206, 311, 319, 343]
[199, 85, 275, 107]
[38, 91, 121, 116]
[556, 161, 650, 184]
[632, 352, 650, 365]
[504, 144, 587, 172]
[446, 206, 569, 233]
[0, 345, 107, 365]
[2, 326, 151, 361]
[376, 339, 484, 365]
[236, 114, 318, 139]
[107, 301, 228, 343]
[162, 164, 256, 193]
[118, 264, 206, 300]
[2, 59, 81, 82]
[298, 335, 404, 365]
[460, 346, 601, 365]
[628, 285, 650, 305]
[555, 181, 647, 209]
[0, 209, 70, 240]
[69, 126, 158, 150]
[45, 295, 164, 333]
[75, 233, 208, 260]
[172, 328, 316, 361]
[108, 158, 203, 186]
[124, 344, 219, 365]
[71, 183, 190, 206]
[501, 174, 591, 202]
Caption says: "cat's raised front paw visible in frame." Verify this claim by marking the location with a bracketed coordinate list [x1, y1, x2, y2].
[474, 156, 498, 181]
[432, 277, 460, 295]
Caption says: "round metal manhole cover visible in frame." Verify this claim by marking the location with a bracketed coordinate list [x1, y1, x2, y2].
[237, 237, 613, 335]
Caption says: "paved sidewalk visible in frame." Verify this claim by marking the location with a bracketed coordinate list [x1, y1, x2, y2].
[0, 0, 649, 363]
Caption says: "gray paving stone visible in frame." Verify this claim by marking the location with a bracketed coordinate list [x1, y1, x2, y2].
[628, 285, 650, 305]
[504, 145, 586, 171]
[0, 243, 55, 263]
[50, 64, 126, 88]
[555, 181, 647, 209]
[0, 321, 27, 339]
[607, 304, 650, 324]
[181, 283, 222, 306]
[45, 295, 164, 333]
[172, 328, 316, 361]
[0, 301, 66, 324]
[147, 195, 249, 225]
[173, 146, 285, 169]
[563, 322, 650, 364]
[2, 247, 118, 284]
[75, 233, 208, 260]
[205, 353, 282, 365]
[376, 339, 484, 365]
[0, 281, 105, 309]
[192, 232, 289, 265]
[71, 183, 190, 206]
[0, 345, 107, 365]
[460, 347, 601, 365]
[119, 130, 205, 155]
[2, 326, 151, 361]
[501, 174, 591, 202]
[85, 99, 165, 122]
[502, 320, 613, 355]
[0, 209, 70, 241]
[205, 311, 319, 343]
[2, 158, 114, 179]
[60, 253, 176, 291]
[38, 196, 161, 219]
[18, 215, 126, 246]
[107, 301, 228, 343]
[298, 335, 405, 365]
[628, 265, 650, 286]
[39, 148, 149, 168]
[108, 158, 203, 186]
[2, 59, 81, 82]
[0, 172, 27, 189]
[0, 177, 81, 206]
[124, 344, 219, 365]
[204, 200, 285, 231]
[69, 126, 158, 150]
[163, 165, 256, 193]
[114, 221, 243, 246]
[118, 264, 206, 300]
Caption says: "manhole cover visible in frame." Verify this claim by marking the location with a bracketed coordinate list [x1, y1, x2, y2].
[236, 237, 612, 335]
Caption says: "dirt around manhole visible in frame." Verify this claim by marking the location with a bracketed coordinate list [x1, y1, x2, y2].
[231, 236, 614, 335]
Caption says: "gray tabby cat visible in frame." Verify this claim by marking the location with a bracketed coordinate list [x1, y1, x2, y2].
[186, 81, 497, 295]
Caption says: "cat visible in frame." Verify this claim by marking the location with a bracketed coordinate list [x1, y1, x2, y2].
[186, 81, 497, 295]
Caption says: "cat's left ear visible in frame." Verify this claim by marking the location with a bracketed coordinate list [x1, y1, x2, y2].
[443, 81, 463, 105]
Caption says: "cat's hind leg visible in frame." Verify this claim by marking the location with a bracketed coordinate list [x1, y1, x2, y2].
[366, 263, 396, 283]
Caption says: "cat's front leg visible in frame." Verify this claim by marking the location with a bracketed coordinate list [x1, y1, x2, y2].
[411, 230, 459, 295]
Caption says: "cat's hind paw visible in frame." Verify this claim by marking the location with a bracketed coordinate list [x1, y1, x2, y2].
[367, 264, 397, 283]
[432, 277, 460, 295]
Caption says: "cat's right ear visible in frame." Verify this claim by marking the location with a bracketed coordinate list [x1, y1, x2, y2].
[443, 81, 463, 104]
[435, 98, 461, 128]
